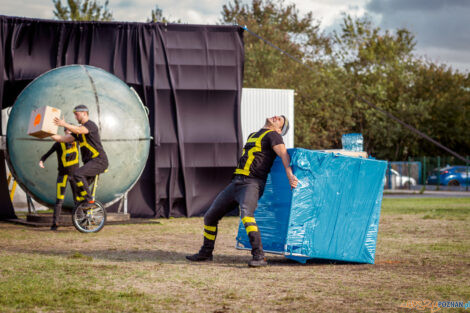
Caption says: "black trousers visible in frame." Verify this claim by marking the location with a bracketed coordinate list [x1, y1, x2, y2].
[200, 175, 266, 258]
[70, 158, 108, 202]
[53, 173, 78, 226]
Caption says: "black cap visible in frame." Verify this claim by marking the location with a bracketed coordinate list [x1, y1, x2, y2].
[281, 115, 289, 136]
[73, 104, 89, 113]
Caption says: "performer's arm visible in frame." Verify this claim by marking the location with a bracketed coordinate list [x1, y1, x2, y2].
[54, 117, 89, 134]
[273, 144, 298, 189]
[50, 134, 75, 143]
[39, 143, 57, 168]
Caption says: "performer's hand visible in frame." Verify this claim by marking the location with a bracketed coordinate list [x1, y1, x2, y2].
[53, 117, 66, 127]
[288, 173, 298, 189]
[39, 161, 45, 168]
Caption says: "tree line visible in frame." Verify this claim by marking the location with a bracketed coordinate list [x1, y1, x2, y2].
[53, 0, 470, 161]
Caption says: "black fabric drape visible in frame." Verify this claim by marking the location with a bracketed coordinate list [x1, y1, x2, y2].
[0, 16, 244, 218]
[0, 152, 16, 219]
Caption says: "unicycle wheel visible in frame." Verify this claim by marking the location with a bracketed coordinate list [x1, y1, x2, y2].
[72, 201, 107, 233]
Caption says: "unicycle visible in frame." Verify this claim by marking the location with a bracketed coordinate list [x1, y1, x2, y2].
[72, 172, 107, 233]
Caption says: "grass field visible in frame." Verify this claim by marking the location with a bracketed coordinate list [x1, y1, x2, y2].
[1, 198, 469, 312]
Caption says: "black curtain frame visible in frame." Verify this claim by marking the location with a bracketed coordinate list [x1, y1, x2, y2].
[0, 16, 244, 218]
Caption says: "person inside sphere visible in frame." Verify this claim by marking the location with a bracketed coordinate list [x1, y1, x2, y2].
[186, 115, 298, 267]
[50, 105, 108, 208]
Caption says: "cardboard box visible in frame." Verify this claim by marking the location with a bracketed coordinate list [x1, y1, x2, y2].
[27, 106, 61, 138]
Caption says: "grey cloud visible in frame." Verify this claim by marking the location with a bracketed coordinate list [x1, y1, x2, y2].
[367, 0, 469, 13]
[366, 0, 470, 50]
[115, 1, 134, 8]
[364, 0, 470, 71]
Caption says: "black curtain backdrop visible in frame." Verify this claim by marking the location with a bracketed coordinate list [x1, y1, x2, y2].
[0, 16, 244, 218]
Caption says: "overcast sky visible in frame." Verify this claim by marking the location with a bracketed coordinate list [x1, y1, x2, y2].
[1, 0, 469, 73]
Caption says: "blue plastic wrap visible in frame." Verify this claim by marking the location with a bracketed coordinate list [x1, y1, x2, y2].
[342, 133, 364, 152]
[236, 148, 387, 264]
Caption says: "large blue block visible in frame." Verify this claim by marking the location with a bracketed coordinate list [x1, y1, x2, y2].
[236, 148, 387, 264]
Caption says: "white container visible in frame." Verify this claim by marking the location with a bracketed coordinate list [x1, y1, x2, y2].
[241, 88, 294, 148]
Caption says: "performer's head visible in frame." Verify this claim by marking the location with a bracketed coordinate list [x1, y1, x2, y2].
[265, 115, 289, 136]
[73, 104, 89, 123]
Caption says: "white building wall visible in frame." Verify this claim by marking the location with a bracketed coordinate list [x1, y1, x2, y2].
[2, 108, 9, 135]
[241, 88, 294, 148]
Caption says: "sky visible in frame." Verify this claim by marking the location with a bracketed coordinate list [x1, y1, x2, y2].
[1, 0, 469, 73]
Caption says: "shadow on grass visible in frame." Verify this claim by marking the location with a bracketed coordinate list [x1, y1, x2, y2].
[3, 244, 368, 269]
[4, 225, 370, 268]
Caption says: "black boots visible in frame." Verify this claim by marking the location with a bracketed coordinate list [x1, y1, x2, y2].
[185, 253, 213, 262]
[186, 244, 214, 262]
[186, 253, 267, 266]
[186, 225, 217, 262]
[248, 256, 267, 267]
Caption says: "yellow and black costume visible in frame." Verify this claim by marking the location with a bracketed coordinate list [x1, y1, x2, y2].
[188, 128, 284, 263]
[40, 141, 79, 227]
[70, 119, 108, 203]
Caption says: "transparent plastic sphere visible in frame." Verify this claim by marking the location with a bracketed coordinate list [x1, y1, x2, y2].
[7, 65, 150, 208]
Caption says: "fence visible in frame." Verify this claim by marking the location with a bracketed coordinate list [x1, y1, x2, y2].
[384, 156, 469, 191]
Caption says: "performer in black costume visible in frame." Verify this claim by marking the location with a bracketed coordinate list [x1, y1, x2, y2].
[39, 129, 79, 230]
[186, 115, 298, 267]
[51, 105, 108, 208]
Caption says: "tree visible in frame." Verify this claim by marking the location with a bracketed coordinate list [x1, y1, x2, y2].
[223, 2, 469, 160]
[148, 5, 165, 23]
[222, 1, 470, 160]
[221, 0, 348, 149]
[148, 5, 181, 23]
[410, 62, 470, 158]
[333, 15, 423, 159]
[53, 0, 113, 21]
[221, 0, 330, 86]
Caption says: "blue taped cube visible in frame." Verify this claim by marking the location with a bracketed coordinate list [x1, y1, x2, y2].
[236, 148, 387, 264]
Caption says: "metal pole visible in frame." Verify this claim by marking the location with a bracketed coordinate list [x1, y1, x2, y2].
[387, 162, 392, 189]
[27, 195, 37, 215]
[466, 156, 469, 192]
[408, 157, 411, 190]
[116, 196, 124, 213]
[437, 156, 441, 191]
[423, 156, 427, 188]
[123, 192, 128, 214]
[399, 163, 402, 189]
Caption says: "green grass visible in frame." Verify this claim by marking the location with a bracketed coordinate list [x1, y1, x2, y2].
[0, 254, 154, 313]
[0, 197, 469, 312]
[382, 197, 470, 219]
